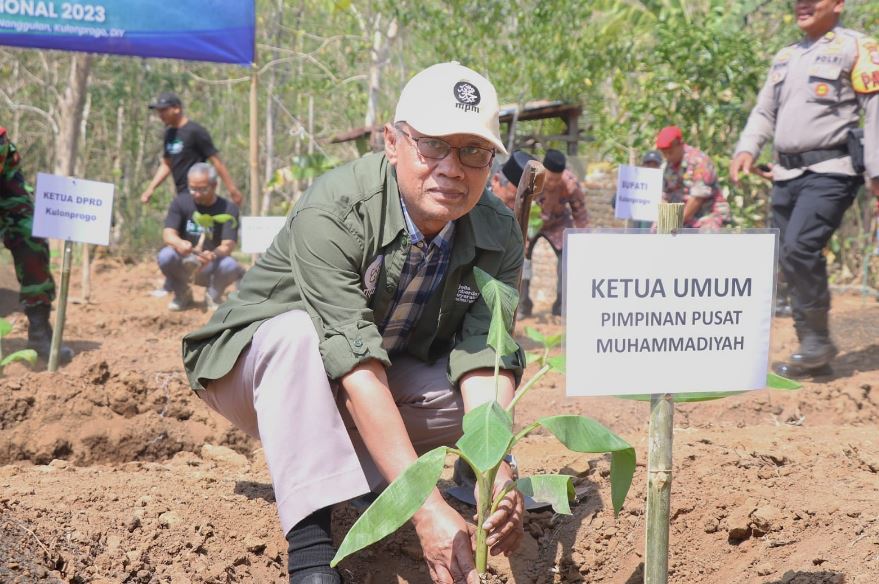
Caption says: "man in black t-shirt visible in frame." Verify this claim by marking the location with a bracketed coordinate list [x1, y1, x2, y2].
[141, 92, 242, 206]
[157, 163, 244, 311]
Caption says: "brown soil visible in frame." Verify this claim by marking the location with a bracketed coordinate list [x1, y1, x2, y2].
[1, 253, 878, 584]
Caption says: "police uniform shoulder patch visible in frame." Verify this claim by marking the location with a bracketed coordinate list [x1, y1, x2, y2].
[852, 36, 879, 94]
[773, 46, 795, 65]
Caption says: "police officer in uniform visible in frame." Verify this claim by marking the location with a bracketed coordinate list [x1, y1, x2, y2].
[731, 0, 879, 377]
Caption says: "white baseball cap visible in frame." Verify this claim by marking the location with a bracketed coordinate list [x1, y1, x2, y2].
[394, 62, 507, 155]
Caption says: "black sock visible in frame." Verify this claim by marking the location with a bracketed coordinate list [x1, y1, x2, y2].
[286, 506, 340, 583]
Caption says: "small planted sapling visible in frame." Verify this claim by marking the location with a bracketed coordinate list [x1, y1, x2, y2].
[0, 317, 37, 374]
[191, 211, 237, 254]
[331, 268, 636, 575]
[183, 211, 238, 274]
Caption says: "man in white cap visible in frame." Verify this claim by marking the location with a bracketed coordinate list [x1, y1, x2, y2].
[182, 62, 526, 584]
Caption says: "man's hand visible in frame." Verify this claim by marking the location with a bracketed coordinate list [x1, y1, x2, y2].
[196, 250, 216, 268]
[140, 187, 154, 204]
[754, 162, 774, 181]
[228, 187, 244, 207]
[413, 500, 478, 584]
[479, 461, 524, 557]
[174, 240, 194, 256]
[730, 152, 754, 184]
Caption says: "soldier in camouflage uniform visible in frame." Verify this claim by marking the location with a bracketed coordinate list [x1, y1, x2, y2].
[656, 125, 731, 231]
[0, 128, 73, 362]
[731, 0, 879, 377]
[519, 149, 588, 317]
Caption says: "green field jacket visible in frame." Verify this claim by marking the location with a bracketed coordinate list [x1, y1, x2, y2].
[182, 153, 525, 392]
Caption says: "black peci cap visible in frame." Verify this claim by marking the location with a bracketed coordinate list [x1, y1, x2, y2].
[501, 150, 537, 186]
[642, 150, 663, 166]
[542, 149, 566, 173]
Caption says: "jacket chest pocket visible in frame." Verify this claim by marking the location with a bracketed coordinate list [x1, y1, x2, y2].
[808, 64, 843, 103]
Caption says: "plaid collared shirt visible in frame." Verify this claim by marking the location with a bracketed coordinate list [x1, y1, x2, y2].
[380, 199, 455, 353]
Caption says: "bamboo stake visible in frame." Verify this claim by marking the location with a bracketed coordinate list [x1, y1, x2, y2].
[48, 241, 73, 372]
[645, 202, 684, 584]
[249, 66, 260, 217]
[80, 243, 91, 303]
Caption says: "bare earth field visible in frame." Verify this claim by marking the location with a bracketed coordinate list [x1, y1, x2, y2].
[1, 250, 878, 584]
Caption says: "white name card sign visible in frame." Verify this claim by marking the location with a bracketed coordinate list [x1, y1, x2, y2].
[564, 230, 777, 396]
[33, 173, 115, 246]
[614, 165, 663, 223]
[240, 216, 287, 254]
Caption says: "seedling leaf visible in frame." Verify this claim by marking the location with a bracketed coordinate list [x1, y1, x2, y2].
[619, 372, 802, 403]
[331, 446, 447, 567]
[536, 415, 635, 515]
[457, 402, 513, 473]
[618, 392, 744, 403]
[211, 213, 238, 228]
[192, 211, 214, 229]
[0, 318, 12, 338]
[515, 475, 575, 515]
[766, 372, 800, 390]
[524, 327, 563, 350]
[610, 448, 637, 516]
[524, 326, 545, 345]
[473, 268, 518, 357]
[547, 355, 566, 374]
[0, 349, 38, 368]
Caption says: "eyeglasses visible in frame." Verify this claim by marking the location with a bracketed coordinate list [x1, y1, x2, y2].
[397, 127, 495, 169]
[189, 185, 213, 194]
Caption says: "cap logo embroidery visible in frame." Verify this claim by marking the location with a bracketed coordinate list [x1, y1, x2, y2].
[453, 81, 481, 113]
[362, 255, 383, 298]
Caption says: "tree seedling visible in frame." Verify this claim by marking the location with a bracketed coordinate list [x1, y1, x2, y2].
[191, 211, 237, 254]
[183, 211, 238, 274]
[331, 268, 636, 575]
[0, 317, 37, 374]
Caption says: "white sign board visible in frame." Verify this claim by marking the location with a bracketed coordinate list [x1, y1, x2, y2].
[614, 165, 663, 222]
[565, 231, 776, 396]
[240, 216, 287, 254]
[33, 173, 114, 246]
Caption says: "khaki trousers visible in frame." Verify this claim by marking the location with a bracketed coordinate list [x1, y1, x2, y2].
[198, 309, 465, 534]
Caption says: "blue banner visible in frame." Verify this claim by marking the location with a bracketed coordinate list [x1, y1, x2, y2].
[0, 1, 254, 65]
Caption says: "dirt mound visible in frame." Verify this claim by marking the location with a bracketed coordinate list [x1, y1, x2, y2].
[1, 258, 878, 583]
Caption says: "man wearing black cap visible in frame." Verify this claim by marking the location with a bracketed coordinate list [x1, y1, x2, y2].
[642, 150, 663, 169]
[520, 149, 588, 317]
[140, 92, 242, 206]
[490, 150, 536, 210]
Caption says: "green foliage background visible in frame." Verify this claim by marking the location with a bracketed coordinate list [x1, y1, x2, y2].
[0, 0, 877, 258]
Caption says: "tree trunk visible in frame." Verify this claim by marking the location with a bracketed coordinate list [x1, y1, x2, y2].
[53, 53, 93, 177]
[364, 15, 397, 150]
[111, 105, 126, 247]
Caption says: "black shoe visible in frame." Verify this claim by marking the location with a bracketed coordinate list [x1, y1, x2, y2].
[774, 302, 793, 318]
[772, 361, 833, 379]
[551, 301, 562, 317]
[793, 335, 838, 369]
[774, 334, 837, 378]
[25, 304, 74, 363]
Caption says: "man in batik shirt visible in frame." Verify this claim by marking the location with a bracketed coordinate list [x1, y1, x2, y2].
[519, 149, 588, 317]
[656, 125, 730, 231]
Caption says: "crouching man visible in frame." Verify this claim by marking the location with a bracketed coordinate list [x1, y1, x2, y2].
[158, 163, 243, 311]
[182, 62, 526, 584]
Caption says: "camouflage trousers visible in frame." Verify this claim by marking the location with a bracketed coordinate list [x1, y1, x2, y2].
[0, 172, 55, 307]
